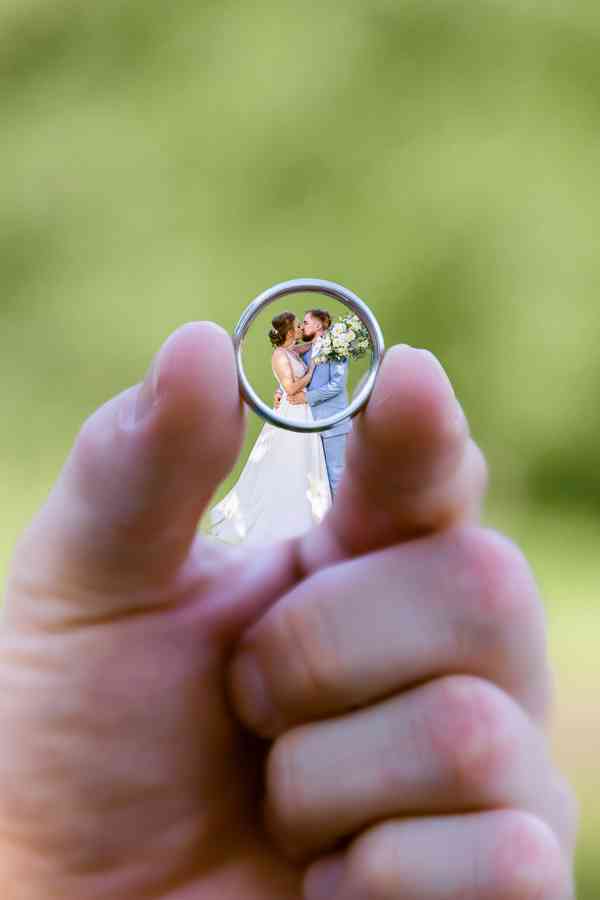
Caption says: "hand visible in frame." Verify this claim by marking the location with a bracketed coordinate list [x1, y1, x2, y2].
[226, 350, 579, 897]
[274, 389, 283, 409]
[289, 390, 307, 405]
[0, 325, 577, 900]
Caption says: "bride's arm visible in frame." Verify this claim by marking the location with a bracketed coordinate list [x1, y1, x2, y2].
[272, 352, 315, 396]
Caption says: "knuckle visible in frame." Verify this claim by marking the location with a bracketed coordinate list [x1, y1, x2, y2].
[430, 675, 517, 792]
[493, 811, 570, 899]
[454, 526, 542, 634]
[277, 585, 345, 703]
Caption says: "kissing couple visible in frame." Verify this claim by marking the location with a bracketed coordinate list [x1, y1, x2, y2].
[206, 308, 351, 545]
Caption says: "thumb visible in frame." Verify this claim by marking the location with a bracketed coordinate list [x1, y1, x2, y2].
[299, 344, 488, 567]
[7, 321, 245, 618]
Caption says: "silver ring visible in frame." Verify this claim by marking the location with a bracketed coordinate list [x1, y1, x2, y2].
[233, 278, 385, 433]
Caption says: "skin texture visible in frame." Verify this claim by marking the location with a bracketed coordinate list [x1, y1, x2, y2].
[0, 322, 577, 900]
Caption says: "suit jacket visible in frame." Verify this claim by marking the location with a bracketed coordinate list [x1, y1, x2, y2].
[302, 345, 352, 438]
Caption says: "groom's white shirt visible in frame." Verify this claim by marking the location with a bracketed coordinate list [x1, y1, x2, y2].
[310, 334, 324, 361]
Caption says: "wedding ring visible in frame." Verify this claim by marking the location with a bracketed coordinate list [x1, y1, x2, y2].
[233, 278, 385, 433]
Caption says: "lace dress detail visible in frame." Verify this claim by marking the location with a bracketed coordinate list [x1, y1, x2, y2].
[276, 348, 308, 383]
[205, 348, 332, 544]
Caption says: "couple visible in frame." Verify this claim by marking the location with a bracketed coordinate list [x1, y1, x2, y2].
[207, 308, 351, 544]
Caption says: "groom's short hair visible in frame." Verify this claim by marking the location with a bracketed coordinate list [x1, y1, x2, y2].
[306, 308, 331, 330]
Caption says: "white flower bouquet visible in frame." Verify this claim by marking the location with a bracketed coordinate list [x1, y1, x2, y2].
[313, 313, 371, 364]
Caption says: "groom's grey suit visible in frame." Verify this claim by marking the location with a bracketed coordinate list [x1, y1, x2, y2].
[301, 339, 351, 497]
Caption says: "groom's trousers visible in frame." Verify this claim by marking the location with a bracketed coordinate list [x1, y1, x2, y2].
[321, 432, 348, 498]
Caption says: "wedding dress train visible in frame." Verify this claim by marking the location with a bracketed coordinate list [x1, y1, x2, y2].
[206, 350, 332, 545]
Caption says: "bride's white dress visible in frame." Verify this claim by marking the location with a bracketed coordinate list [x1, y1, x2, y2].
[206, 349, 332, 544]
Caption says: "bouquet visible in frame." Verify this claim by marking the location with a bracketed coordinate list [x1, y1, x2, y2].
[313, 313, 371, 364]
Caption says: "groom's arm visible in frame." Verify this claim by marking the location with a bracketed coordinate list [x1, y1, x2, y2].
[305, 362, 348, 407]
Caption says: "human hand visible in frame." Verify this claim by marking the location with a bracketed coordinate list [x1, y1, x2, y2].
[0, 325, 577, 900]
[227, 350, 579, 898]
[274, 389, 283, 409]
[289, 391, 307, 405]
[1, 322, 309, 899]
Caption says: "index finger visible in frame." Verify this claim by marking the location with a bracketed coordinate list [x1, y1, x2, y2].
[299, 344, 487, 567]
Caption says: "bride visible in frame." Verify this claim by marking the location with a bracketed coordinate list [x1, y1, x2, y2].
[205, 311, 333, 544]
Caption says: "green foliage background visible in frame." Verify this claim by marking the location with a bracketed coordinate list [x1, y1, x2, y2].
[1, 1, 598, 893]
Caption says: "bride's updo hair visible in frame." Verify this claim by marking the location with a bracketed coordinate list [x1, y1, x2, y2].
[269, 311, 296, 347]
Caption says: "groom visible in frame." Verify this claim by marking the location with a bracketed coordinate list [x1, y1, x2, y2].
[284, 308, 351, 497]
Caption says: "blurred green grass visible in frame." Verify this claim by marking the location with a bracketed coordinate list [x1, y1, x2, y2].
[1, 0, 599, 893]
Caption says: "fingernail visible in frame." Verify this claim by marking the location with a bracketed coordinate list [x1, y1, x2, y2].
[304, 857, 345, 900]
[232, 649, 278, 735]
[134, 349, 162, 424]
